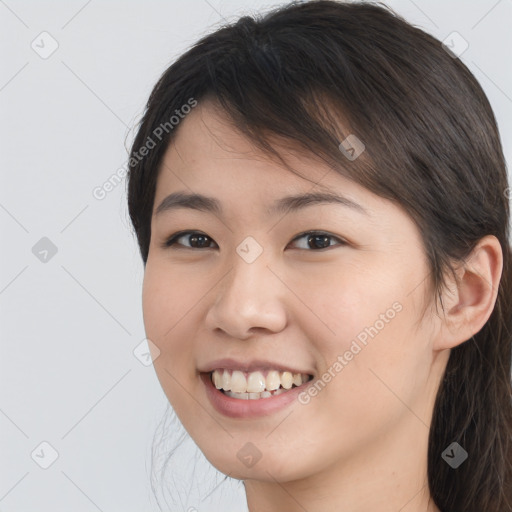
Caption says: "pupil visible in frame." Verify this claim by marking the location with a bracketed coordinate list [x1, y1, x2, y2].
[191, 234, 209, 248]
[309, 234, 330, 249]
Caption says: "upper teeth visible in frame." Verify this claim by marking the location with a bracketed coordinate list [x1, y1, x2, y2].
[211, 369, 310, 393]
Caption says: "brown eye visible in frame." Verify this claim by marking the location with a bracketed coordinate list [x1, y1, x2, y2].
[289, 231, 347, 250]
[163, 231, 217, 249]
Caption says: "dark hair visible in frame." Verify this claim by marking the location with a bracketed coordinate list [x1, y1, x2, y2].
[126, 1, 512, 510]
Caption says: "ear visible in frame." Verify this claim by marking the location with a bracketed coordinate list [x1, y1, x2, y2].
[433, 235, 503, 351]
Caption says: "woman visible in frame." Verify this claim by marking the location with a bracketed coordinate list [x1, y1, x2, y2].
[126, 1, 512, 510]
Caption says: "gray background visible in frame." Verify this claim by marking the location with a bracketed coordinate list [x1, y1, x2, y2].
[1, 0, 511, 511]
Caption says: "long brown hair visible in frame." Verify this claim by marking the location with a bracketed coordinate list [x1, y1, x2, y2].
[126, 1, 512, 510]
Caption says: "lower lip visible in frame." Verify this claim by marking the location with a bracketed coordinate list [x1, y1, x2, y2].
[200, 372, 313, 419]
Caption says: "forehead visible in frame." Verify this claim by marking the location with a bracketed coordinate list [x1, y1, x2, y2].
[155, 101, 368, 203]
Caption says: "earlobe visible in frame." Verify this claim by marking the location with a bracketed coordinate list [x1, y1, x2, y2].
[435, 235, 503, 350]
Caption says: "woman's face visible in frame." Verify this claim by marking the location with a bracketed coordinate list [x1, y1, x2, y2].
[142, 102, 446, 483]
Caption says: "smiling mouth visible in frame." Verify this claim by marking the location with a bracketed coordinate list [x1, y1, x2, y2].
[209, 369, 314, 400]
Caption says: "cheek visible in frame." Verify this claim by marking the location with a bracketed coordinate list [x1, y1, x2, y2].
[142, 261, 198, 341]
[302, 261, 405, 352]
[141, 264, 198, 384]
[142, 268, 202, 424]
[303, 263, 423, 410]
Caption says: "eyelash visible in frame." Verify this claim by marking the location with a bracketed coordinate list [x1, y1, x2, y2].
[161, 230, 347, 251]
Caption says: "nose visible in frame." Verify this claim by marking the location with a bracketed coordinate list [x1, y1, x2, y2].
[204, 250, 288, 339]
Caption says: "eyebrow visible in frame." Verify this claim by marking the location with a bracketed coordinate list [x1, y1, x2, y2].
[154, 190, 369, 218]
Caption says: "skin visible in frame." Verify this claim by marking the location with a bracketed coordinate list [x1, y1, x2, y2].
[142, 101, 503, 512]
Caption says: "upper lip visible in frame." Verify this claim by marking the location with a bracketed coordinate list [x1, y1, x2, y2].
[199, 357, 314, 375]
